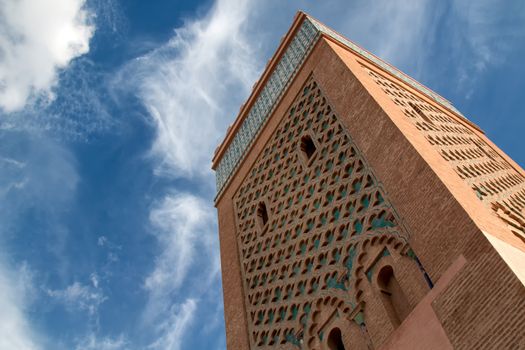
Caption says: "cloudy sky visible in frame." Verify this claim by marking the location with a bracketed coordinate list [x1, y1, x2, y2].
[0, 0, 523, 349]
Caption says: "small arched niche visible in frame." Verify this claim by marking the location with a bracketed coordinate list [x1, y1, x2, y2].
[256, 201, 269, 229]
[300, 134, 317, 162]
[327, 327, 345, 350]
[377, 265, 410, 327]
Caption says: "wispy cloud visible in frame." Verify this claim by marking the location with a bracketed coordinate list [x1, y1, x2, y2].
[0, 134, 79, 278]
[317, 0, 525, 98]
[144, 192, 219, 319]
[46, 281, 107, 317]
[0, 95, 82, 350]
[113, 1, 260, 346]
[114, 0, 259, 179]
[96, 235, 121, 280]
[107, 0, 525, 348]
[122, 4, 438, 347]
[448, 0, 525, 96]
[0, 260, 41, 350]
[45, 277, 114, 349]
[74, 333, 128, 350]
[147, 298, 196, 350]
[0, 0, 94, 112]
[0, 57, 119, 142]
[323, 0, 432, 69]
[0, 2, 123, 345]
[0, 134, 78, 206]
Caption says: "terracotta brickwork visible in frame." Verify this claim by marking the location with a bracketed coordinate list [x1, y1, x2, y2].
[214, 12, 525, 350]
[232, 76, 430, 348]
[432, 249, 525, 349]
[362, 65, 525, 243]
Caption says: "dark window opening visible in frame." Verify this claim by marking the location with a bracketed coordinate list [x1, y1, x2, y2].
[327, 327, 345, 350]
[257, 202, 268, 229]
[377, 265, 410, 327]
[300, 135, 317, 161]
[409, 102, 433, 125]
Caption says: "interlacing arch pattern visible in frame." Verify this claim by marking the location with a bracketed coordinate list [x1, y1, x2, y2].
[304, 231, 416, 349]
[233, 75, 420, 349]
[363, 65, 525, 241]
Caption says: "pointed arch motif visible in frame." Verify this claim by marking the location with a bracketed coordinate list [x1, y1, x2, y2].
[233, 75, 430, 348]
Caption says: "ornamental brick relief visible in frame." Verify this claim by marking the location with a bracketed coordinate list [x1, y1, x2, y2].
[233, 76, 430, 349]
[363, 66, 525, 242]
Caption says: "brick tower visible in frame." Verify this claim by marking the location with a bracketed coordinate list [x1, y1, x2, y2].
[212, 12, 525, 350]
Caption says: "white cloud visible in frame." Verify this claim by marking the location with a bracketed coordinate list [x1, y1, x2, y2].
[146, 192, 218, 299]
[98, 236, 108, 246]
[124, 3, 436, 346]
[44, 271, 126, 350]
[47, 281, 107, 317]
[113, 0, 447, 179]
[147, 299, 196, 350]
[143, 191, 220, 348]
[0, 134, 79, 277]
[452, 0, 519, 69]
[0, 135, 78, 206]
[319, 0, 432, 68]
[305, 0, 525, 97]
[90, 273, 99, 289]
[0, 0, 94, 112]
[75, 333, 128, 350]
[0, 124, 81, 350]
[449, 0, 525, 95]
[0, 261, 41, 350]
[109, 0, 525, 348]
[115, 0, 259, 178]
[109, 2, 259, 346]
[112, 4, 261, 344]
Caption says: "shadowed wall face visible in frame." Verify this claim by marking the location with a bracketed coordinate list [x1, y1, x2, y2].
[363, 66, 525, 243]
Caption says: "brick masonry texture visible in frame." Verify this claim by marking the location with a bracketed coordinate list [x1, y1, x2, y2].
[214, 13, 525, 350]
[231, 76, 430, 348]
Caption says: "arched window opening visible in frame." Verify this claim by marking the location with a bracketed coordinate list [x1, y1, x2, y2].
[300, 135, 317, 161]
[257, 202, 269, 229]
[327, 327, 345, 350]
[377, 265, 410, 327]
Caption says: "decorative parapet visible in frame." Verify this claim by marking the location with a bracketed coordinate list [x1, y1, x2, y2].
[214, 15, 462, 197]
[214, 18, 319, 197]
[308, 18, 462, 117]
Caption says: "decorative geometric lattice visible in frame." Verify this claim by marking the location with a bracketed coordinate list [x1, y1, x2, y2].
[215, 18, 319, 195]
[363, 65, 525, 241]
[215, 15, 465, 198]
[233, 76, 420, 348]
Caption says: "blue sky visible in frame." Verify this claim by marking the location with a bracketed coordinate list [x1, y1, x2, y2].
[0, 0, 523, 349]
